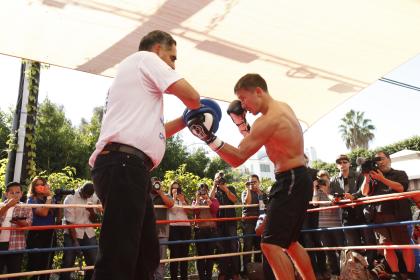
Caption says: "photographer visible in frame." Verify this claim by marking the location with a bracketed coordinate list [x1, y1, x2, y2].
[168, 181, 191, 280]
[361, 151, 416, 280]
[210, 171, 240, 280]
[60, 182, 99, 280]
[312, 170, 345, 279]
[192, 183, 220, 280]
[150, 177, 174, 280]
[0, 182, 32, 278]
[241, 174, 267, 277]
[330, 154, 377, 268]
[26, 176, 60, 280]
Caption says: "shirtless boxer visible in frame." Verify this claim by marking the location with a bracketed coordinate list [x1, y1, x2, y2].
[187, 73, 315, 280]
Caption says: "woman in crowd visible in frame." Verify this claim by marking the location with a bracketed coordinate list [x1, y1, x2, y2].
[168, 181, 191, 280]
[26, 176, 60, 280]
[192, 183, 220, 280]
[312, 170, 345, 280]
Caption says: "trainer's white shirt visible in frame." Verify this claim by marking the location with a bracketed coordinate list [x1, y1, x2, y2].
[89, 51, 182, 168]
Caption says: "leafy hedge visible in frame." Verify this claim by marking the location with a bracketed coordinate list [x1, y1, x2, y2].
[311, 135, 420, 177]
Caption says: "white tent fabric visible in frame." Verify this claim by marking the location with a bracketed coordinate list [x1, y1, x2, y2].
[1, 0, 419, 127]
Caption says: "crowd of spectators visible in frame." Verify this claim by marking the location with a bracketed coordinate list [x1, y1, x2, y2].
[1, 158, 419, 280]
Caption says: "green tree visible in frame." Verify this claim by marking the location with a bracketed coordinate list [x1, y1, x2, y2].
[339, 110, 375, 150]
[205, 156, 231, 178]
[185, 147, 210, 178]
[152, 135, 188, 179]
[75, 106, 104, 178]
[78, 106, 103, 152]
[162, 164, 212, 203]
[0, 158, 7, 194]
[0, 110, 12, 159]
[311, 160, 339, 177]
[34, 98, 81, 174]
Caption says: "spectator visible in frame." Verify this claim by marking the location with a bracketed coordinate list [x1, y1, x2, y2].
[210, 171, 240, 280]
[60, 182, 99, 280]
[150, 177, 174, 280]
[330, 154, 377, 268]
[26, 176, 60, 280]
[299, 154, 327, 279]
[361, 151, 416, 280]
[168, 181, 191, 280]
[192, 183, 220, 280]
[412, 194, 420, 244]
[0, 182, 32, 278]
[313, 170, 345, 279]
[411, 194, 420, 279]
[254, 213, 275, 280]
[241, 174, 267, 277]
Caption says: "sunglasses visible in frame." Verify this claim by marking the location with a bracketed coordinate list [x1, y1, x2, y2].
[337, 161, 349, 164]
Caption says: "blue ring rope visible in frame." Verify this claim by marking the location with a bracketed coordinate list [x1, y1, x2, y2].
[1, 220, 418, 255]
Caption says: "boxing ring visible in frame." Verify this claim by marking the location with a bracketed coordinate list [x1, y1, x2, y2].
[0, 191, 419, 279]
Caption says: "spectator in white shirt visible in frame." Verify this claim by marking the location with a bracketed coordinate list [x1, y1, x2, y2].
[60, 182, 100, 280]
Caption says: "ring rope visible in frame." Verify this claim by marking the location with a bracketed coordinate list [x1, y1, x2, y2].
[2, 244, 420, 279]
[2, 219, 419, 255]
[0, 251, 262, 279]
[308, 193, 417, 212]
[302, 220, 420, 233]
[2, 190, 418, 209]
[306, 244, 420, 251]
[0, 216, 258, 231]
[1, 217, 418, 232]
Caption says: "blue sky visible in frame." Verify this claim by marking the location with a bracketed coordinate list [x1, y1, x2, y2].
[1, 53, 420, 163]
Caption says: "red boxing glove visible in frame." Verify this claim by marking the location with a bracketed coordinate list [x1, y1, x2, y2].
[227, 100, 250, 136]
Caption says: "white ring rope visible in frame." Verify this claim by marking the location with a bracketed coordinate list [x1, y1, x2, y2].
[2, 244, 420, 278]
[2, 190, 419, 209]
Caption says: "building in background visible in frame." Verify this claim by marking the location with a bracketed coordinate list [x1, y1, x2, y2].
[390, 149, 420, 191]
[236, 150, 275, 181]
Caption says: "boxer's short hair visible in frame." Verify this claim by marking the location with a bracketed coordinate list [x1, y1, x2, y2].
[234, 73, 268, 93]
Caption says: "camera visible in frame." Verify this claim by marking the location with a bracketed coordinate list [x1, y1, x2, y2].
[153, 181, 161, 191]
[356, 157, 381, 174]
[316, 178, 327, 189]
[333, 193, 345, 199]
[54, 188, 75, 201]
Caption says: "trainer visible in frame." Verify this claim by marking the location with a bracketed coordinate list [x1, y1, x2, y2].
[89, 30, 201, 280]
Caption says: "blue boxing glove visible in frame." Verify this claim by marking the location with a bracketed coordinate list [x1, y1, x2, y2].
[187, 113, 225, 152]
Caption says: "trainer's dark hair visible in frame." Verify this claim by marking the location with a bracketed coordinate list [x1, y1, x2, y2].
[6, 181, 22, 192]
[139, 30, 176, 51]
[234, 73, 268, 93]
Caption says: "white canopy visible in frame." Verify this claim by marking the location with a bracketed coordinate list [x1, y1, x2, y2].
[1, 0, 419, 127]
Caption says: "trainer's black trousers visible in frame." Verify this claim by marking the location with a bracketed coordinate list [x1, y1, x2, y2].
[91, 151, 159, 280]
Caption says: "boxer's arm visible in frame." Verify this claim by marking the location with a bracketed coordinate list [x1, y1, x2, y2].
[166, 79, 201, 110]
[216, 116, 273, 167]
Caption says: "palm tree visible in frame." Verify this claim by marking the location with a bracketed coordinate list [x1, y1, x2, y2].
[338, 110, 375, 150]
